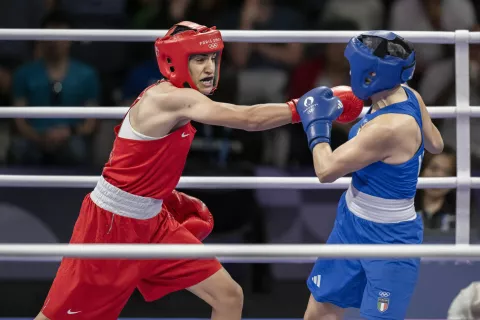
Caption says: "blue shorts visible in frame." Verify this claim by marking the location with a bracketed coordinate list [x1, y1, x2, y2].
[307, 193, 423, 320]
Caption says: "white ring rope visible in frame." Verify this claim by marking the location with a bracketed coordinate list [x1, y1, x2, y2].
[0, 28, 476, 255]
[0, 175, 467, 189]
[0, 106, 476, 119]
[0, 244, 478, 259]
[0, 29, 466, 43]
[1, 256, 477, 264]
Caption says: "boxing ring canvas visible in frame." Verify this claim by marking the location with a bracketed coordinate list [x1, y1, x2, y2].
[0, 28, 479, 319]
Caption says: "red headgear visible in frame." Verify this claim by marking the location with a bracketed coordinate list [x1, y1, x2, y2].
[154, 21, 224, 94]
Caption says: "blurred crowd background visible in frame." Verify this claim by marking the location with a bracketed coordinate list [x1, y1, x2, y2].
[1, 0, 480, 318]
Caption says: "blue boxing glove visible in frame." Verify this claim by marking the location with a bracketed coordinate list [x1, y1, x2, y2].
[296, 86, 344, 151]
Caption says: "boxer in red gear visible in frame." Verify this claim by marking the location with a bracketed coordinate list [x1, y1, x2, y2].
[36, 21, 306, 320]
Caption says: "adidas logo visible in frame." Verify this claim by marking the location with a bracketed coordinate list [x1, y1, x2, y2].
[311, 275, 321, 287]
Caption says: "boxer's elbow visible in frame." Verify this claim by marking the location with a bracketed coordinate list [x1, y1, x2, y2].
[424, 132, 444, 154]
[316, 167, 338, 184]
[428, 138, 444, 155]
[244, 116, 261, 131]
[317, 174, 338, 184]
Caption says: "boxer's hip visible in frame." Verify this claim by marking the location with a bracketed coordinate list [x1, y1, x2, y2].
[69, 177, 177, 245]
[70, 194, 172, 245]
[90, 175, 164, 220]
[333, 191, 423, 245]
[344, 184, 417, 223]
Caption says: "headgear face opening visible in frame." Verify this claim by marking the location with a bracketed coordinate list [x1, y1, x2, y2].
[154, 21, 224, 94]
[344, 31, 416, 100]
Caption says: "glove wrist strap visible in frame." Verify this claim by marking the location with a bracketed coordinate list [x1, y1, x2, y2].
[287, 100, 300, 123]
[306, 120, 331, 151]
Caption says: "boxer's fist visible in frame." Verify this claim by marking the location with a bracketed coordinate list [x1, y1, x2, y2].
[296, 86, 343, 151]
[164, 190, 213, 241]
[332, 86, 363, 123]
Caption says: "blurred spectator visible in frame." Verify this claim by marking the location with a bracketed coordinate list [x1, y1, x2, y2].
[0, 63, 14, 163]
[126, 0, 192, 65]
[415, 147, 457, 231]
[224, 0, 305, 104]
[121, 57, 162, 106]
[389, 0, 477, 80]
[448, 282, 480, 319]
[0, 0, 50, 66]
[418, 24, 480, 160]
[318, 0, 385, 30]
[288, 18, 357, 101]
[8, 12, 100, 167]
[215, 0, 305, 168]
[0, 63, 12, 107]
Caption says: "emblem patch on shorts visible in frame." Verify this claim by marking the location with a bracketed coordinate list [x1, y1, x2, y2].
[377, 291, 390, 313]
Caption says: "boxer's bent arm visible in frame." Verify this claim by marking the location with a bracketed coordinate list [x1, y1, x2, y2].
[410, 87, 444, 154]
[312, 124, 394, 183]
[170, 88, 292, 131]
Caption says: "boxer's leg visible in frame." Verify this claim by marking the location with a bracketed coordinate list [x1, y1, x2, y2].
[138, 218, 242, 320]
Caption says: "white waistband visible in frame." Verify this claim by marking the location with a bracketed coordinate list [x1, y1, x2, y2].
[345, 185, 416, 223]
[90, 176, 163, 220]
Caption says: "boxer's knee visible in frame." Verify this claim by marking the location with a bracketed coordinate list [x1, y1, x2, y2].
[188, 267, 243, 313]
[215, 279, 243, 311]
[304, 295, 344, 320]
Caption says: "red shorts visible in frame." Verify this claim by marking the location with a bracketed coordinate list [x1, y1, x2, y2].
[41, 194, 222, 320]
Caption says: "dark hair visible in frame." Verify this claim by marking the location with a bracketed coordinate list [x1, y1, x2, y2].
[441, 144, 456, 158]
[437, 145, 457, 175]
[422, 145, 457, 176]
[170, 25, 193, 36]
[359, 34, 414, 60]
[41, 11, 72, 29]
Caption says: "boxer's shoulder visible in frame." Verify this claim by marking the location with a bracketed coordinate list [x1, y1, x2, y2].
[364, 113, 418, 142]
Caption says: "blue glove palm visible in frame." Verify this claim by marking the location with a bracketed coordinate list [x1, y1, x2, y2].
[296, 86, 344, 151]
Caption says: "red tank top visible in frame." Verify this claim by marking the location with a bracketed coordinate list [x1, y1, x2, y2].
[101, 83, 196, 199]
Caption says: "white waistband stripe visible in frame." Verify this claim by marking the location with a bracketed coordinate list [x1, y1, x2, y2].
[345, 185, 417, 223]
[90, 176, 163, 220]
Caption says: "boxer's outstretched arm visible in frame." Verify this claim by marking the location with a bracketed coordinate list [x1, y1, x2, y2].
[168, 88, 294, 131]
[312, 124, 394, 183]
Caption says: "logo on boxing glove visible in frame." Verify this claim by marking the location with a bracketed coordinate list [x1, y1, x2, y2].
[303, 96, 318, 114]
[337, 100, 343, 110]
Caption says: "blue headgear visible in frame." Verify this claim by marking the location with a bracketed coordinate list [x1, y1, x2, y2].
[344, 31, 416, 100]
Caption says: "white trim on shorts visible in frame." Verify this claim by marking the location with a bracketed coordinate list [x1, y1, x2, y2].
[345, 184, 417, 223]
[90, 176, 163, 220]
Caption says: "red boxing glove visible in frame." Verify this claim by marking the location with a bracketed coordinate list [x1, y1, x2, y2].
[163, 190, 214, 241]
[332, 86, 364, 123]
[287, 99, 301, 123]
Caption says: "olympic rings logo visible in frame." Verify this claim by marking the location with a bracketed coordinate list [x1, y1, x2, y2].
[208, 43, 218, 49]
[379, 291, 390, 297]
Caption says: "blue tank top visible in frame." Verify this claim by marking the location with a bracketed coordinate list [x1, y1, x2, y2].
[348, 86, 424, 200]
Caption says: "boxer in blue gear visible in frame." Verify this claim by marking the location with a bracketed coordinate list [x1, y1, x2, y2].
[298, 31, 445, 320]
